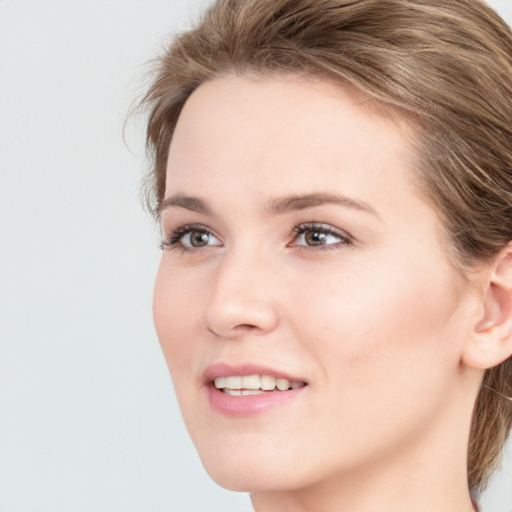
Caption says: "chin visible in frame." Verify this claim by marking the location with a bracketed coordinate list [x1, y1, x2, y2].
[197, 447, 281, 491]
[195, 440, 326, 493]
[204, 463, 303, 493]
[206, 469, 271, 492]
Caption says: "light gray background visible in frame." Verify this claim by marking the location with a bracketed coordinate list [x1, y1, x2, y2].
[1, 1, 511, 511]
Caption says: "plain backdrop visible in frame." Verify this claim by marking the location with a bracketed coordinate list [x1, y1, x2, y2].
[1, 1, 511, 511]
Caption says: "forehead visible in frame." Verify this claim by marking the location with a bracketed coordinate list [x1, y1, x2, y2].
[166, 74, 418, 212]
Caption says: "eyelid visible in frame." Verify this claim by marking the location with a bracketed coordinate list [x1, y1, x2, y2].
[289, 222, 354, 248]
[160, 223, 222, 250]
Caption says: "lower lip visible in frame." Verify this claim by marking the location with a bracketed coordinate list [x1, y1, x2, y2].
[207, 385, 306, 417]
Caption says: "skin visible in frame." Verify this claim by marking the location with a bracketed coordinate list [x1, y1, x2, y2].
[153, 74, 486, 512]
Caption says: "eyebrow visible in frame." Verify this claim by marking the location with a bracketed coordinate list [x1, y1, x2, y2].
[157, 192, 379, 219]
[157, 194, 213, 216]
[267, 192, 379, 218]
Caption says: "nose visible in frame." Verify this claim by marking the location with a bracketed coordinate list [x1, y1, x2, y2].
[203, 249, 279, 339]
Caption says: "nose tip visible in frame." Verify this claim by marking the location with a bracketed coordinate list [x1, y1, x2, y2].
[205, 305, 278, 338]
[203, 257, 279, 339]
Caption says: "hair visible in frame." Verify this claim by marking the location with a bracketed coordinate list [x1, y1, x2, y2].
[139, 0, 512, 496]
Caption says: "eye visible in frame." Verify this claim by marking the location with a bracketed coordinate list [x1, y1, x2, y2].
[160, 224, 222, 250]
[291, 223, 352, 248]
[181, 230, 218, 248]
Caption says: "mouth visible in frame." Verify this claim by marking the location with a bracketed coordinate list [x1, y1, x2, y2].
[213, 374, 307, 396]
[204, 364, 308, 416]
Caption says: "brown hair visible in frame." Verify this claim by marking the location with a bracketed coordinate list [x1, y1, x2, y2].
[139, 0, 512, 495]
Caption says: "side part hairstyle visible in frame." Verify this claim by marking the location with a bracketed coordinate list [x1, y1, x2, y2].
[139, 0, 512, 495]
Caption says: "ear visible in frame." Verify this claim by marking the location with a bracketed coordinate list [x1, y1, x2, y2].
[462, 243, 512, 370]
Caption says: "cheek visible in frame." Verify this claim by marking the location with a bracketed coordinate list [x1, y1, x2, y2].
[289, 256, 463, 404]
[273, 265, 465, 470]
[153, 262, 204, 388]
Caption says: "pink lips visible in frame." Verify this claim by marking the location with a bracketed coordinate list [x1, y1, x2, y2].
[204, 362, 307, 417]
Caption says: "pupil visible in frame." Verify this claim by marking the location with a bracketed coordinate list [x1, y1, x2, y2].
[306, 231, 326, 245]
[191, 231, 209, 247]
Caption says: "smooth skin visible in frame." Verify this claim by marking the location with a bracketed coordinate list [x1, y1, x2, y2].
[153, 74, 512, 512]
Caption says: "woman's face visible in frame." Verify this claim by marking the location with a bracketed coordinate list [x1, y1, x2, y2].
[153, 75, 479, 491]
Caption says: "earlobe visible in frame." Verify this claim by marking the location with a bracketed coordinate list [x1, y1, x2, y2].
[462, 244, 512, 370]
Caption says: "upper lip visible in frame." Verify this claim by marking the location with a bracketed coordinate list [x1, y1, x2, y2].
[203, 362, 308, 385]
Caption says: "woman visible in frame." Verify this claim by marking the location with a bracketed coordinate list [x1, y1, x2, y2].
[140, 1, 512, 510]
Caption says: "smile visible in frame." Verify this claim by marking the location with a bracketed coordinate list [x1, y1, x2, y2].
[214, 375, 306, 395]
[205, 365, 308, 416]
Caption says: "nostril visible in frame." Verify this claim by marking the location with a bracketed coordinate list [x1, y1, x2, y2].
[206, 323, 260, 337]
[234, 323, 260, 331]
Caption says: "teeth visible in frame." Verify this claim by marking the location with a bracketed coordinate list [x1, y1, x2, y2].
[213, 374, 304, 393]
[225, 376, 242, 389]
[241, 375, 260, 390]
[276, 378, 290, 391]
[224, 389, 265, 396]
[260, 375, 276, 391]
[214, 376, 227, 389]
[242, 389, 264, 396]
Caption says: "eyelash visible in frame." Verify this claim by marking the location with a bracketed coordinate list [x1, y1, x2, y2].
[292, 223, 353, 250]
[159, 223, 213, 251]
[160, 222, 353, 252]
